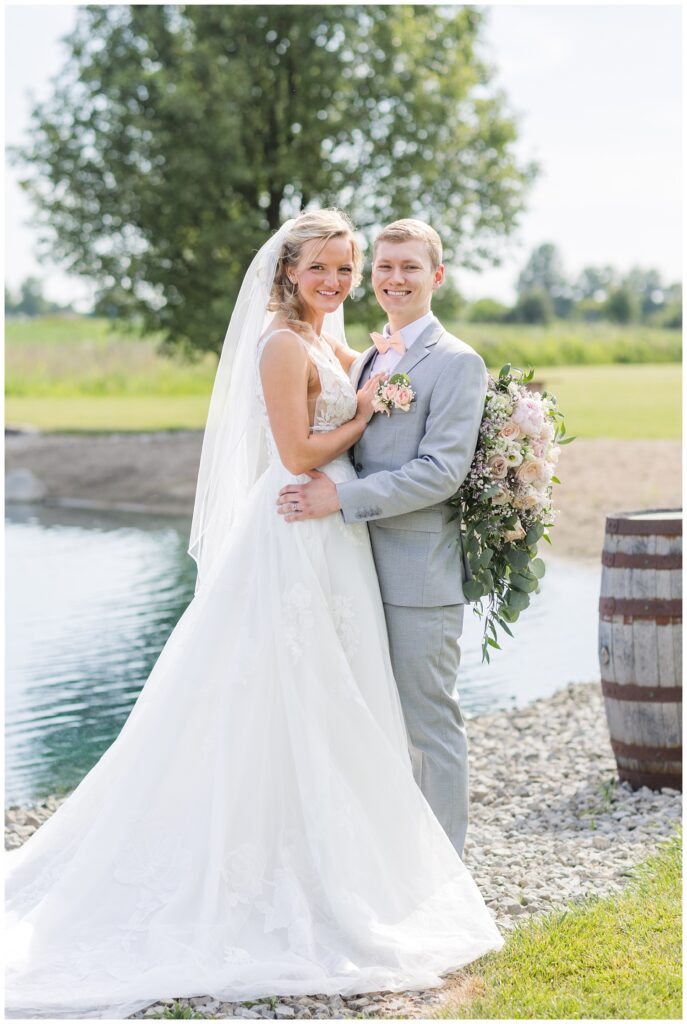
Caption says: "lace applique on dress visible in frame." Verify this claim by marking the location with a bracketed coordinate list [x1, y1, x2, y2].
[331, 594, 359, 659]
[282, 582, 315, 661]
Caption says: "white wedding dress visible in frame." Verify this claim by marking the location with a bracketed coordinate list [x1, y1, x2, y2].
[6, 331, 503, 1019]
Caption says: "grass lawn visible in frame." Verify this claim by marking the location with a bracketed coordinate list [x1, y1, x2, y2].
[5, 395, 212, 432]
[6, 364, 680, 438]
[438, 826, 682, 1019]
[531, 364, 681, 440]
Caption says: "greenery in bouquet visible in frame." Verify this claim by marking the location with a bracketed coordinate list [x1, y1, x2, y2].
[450, 364, 574, 661]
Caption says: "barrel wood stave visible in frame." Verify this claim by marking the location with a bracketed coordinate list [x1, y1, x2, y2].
[598, 508, 682, 791]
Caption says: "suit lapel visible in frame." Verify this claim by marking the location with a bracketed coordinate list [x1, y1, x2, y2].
[391, 317, 444, 378]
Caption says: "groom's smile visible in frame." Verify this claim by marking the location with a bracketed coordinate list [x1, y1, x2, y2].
[372, 239, 444, 328]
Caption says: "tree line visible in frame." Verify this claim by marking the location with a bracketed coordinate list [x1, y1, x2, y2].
[466, 243, 681, 328]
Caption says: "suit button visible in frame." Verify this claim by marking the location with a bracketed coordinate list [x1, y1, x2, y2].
[355, 462, 363, 472]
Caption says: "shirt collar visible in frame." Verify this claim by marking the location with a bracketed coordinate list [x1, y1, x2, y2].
[383, 311, 436, 349]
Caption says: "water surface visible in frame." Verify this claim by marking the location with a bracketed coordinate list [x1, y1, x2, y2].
[6, 504, 600, 805]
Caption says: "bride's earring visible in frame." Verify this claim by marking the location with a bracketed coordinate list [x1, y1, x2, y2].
[288, 277, 299, 295]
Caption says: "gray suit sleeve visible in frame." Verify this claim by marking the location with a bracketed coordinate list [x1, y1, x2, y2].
[337, 351, 487, 523]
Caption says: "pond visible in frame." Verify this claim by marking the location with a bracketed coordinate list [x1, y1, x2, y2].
[5, 504, 601, 806]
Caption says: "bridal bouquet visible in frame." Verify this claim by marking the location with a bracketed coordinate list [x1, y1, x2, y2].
[450, 364, 574, 662]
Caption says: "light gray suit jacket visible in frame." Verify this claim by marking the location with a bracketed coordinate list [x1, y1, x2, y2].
[336, 316, 487, 608]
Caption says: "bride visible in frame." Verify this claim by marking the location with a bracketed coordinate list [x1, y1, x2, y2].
[6, 209, 503, 1019]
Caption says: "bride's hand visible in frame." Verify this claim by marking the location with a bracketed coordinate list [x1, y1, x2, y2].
[356, 373, 386, 423]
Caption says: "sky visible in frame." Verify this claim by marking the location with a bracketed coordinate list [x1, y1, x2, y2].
[3, 2, 683, 310]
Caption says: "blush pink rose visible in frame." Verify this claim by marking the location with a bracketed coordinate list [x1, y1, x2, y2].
[491, 485, 511, 506]
[498, 420, 523, 441]
[395, 387, 412, 410]
[383, 383, 399, 402]
[515, 459, 541, 485]
[488, 454, 509, 479]
[530, 439, 546, 458]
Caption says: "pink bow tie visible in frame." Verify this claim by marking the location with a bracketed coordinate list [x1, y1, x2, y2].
[370, 331, 406, 356]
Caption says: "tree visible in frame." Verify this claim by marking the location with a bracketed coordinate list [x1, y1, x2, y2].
[506, 289, 553, 325]
[516, 243, 571, 317]
[602, 287, 639, 324]
[12, 4, 536, 355]
[572, 264, 617, 303]
[621, 266, 665, 318]
[466, 297, 508, 323]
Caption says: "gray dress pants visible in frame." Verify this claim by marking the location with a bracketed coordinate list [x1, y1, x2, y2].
[382, 602, 468, 858]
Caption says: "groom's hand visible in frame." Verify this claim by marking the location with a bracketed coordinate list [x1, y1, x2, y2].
[277, 470, 341, 522]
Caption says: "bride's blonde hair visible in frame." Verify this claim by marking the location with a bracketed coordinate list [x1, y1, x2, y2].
[268, 209, 363, 335]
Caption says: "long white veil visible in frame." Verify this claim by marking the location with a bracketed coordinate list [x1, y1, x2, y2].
[188, 219, 345, 592]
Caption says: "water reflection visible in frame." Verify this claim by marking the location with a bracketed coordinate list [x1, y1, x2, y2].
[6, 504, 196, 805]
[5, 504, 601, 805]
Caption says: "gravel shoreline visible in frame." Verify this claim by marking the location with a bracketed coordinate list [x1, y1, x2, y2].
[6, 681, 681, 1019]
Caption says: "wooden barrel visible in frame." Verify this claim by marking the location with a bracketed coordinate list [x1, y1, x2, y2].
[598, 508, 682, 791]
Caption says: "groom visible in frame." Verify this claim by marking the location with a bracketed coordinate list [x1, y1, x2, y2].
[277, 219, 487, 859]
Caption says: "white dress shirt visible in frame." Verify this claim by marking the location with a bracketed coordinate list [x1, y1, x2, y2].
[371, 311, 435, 377]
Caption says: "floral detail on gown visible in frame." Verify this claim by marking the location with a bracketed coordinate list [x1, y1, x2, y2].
[281, 581, 315, 662]
[5, 326, 503, 1020]
[331, 593, 359, 659]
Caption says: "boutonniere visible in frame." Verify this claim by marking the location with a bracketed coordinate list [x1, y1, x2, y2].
[371, 373, 415, 416]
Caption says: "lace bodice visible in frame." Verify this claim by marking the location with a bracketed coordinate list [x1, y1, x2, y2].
[256, 329, 358, 462]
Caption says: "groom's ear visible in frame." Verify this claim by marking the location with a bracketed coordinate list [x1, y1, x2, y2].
[432, 264, 446, 290]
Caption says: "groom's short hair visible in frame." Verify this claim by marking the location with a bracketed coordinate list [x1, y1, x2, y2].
[373, 219, 443, 271]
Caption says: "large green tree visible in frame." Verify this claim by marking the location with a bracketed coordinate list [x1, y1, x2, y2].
[13, 4, 536, 353]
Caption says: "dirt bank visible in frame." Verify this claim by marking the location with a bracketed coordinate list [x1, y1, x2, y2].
[5, 432, 681, 561]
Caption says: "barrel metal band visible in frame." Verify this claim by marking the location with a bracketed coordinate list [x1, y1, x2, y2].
[601, 551, 682, 570]
[617, 766, 683, 791]
[599, 597, 682, 619]
[606, 514, 682, 537]
[611, 737, 683, 761]
[601, 679, 683, 703]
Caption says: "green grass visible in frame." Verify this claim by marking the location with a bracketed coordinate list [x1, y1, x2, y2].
[438, 826, 682, 1019]
[6, 364, 680, 438]
[4, 316, 681, 436]
[532, 364, 681, 440]
[347, 319, 682, 365]
[5, 316, 216, 397]
[5, 395, 211, 432]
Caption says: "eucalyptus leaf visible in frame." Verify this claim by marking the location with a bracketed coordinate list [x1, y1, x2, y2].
[509, 573, 538, 593]
[496, 617, 514, 637]
[506, 547, 529, 569]
[525, 523, 545, 546]
[478, 547, 494, 568]
[507, 589, 530, 612]
[462, 579, 483, 602]
[531, 557, 546, 579]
